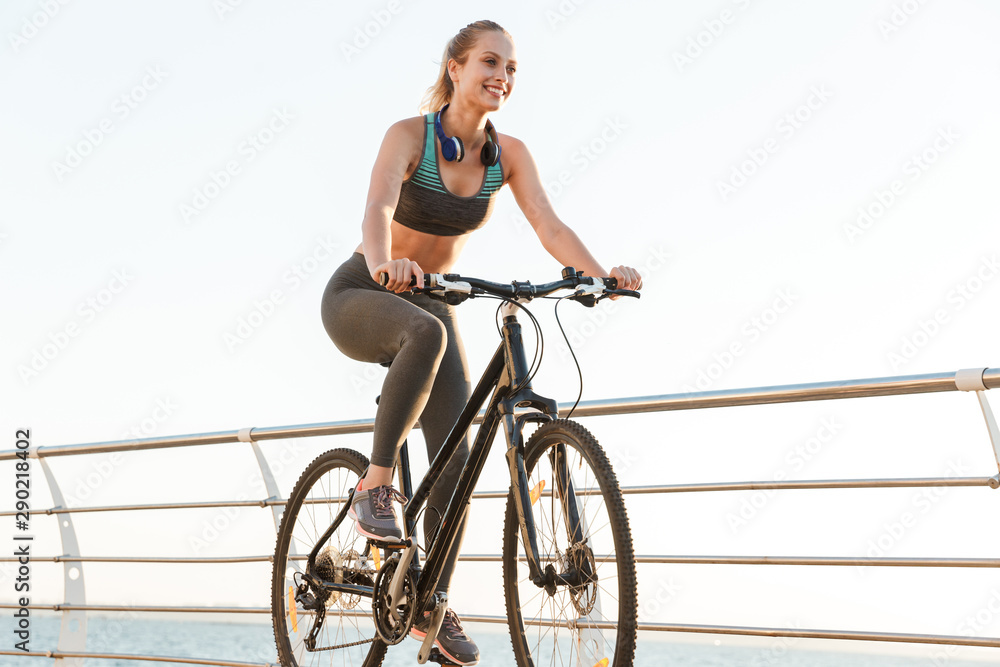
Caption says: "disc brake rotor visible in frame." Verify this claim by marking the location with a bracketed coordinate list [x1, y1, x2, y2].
[567, 542, 598, 616]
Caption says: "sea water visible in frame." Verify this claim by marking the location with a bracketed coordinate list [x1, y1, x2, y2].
[3, 613, 993, 667]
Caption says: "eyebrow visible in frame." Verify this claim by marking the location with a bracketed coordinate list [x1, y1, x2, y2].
[483, 50, 517, 66]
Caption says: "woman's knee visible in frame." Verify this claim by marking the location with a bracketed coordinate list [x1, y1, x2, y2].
[406, 311, 448, 358]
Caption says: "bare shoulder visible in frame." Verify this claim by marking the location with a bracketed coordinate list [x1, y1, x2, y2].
[497, 132, 528, 158]
[382, 116, 425, 151]
[496, 132, 531, 181]
[385, 115, 426, 136]
[378, 115, 427, 175]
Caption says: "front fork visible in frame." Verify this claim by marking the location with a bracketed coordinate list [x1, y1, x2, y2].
[503, 414, 595, 589]
[502, 411, 550, 586]
[499, 306, 592, 590]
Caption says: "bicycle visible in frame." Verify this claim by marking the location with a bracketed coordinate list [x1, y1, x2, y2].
[271, 267, 640, 667]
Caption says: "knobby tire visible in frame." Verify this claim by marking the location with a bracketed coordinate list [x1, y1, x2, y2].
[271, 448, 388, 667]
[502, 419, 638, 667]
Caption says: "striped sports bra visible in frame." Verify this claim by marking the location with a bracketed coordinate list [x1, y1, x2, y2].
[393, 113, 505, 236]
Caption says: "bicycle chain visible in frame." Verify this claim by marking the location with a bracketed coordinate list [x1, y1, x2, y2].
[302, 554, 379, 652]
[309, 636, 376, 652]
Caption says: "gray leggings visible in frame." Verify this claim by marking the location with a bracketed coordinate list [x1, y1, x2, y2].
[320, 252, 471, 594]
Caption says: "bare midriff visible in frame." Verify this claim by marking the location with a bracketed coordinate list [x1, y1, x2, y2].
[353, 220, 471, 277]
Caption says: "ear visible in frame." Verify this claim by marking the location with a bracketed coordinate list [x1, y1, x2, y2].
[447, 58, 460, 84]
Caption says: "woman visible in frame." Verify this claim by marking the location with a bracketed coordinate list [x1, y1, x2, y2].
[321, 19, 642, 666]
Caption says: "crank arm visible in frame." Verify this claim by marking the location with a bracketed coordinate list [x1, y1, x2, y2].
[388, 541, 418, 621]
[417, 592, 448, 664]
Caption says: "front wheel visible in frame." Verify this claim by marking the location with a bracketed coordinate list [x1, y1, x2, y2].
[502, 419, 638, 667]
[271, 448, 387, 667]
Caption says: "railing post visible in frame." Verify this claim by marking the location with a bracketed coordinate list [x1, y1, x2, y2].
[977, 392, 1000, 480]
[238, 428, 284, 531]
[956, 368, 1000, 480]
[38, 457, 86, 667]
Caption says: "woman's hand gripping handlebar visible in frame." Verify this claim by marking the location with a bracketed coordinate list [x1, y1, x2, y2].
[377, 266, 640, 306]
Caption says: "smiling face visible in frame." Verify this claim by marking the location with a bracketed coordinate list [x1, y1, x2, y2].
[448, 30, 517, 112]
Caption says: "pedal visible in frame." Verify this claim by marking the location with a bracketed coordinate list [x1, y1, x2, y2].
[416, 592, 448, 664]
[367, 536, 413, 551]
[426, 647, 461, 666]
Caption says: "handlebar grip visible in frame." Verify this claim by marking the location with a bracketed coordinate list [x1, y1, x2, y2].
[602, 276, 619, 290]
[377, 272, 419, 288]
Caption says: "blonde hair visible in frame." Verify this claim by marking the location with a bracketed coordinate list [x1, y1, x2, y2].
[419, 20, 512, 115]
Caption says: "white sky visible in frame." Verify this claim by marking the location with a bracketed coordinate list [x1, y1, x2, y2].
[2, 0, 1000, 662]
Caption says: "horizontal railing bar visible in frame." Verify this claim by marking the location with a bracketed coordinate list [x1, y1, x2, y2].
[0, 420, 381, 461]
[8, 475, 995, 518]
[13, 553, 989, 568]
[0, 430, 267, 461]
[637, 555, 1000, 567]
[0, 495, 357, 517]
[621, 476, 1000, 493]
[641, 623, 1000, 648]
[1, 603, 269, 614]
[458, 554, 1000, 567]
[476, 477, 999, 497]
[567, 367, 1000, 418]
[0, 419, 384, 461]
[0, 650, 272, 667]
[0, 499, 283, 517]
[0, 555, 270, 564]
[2, 366, 994, 461]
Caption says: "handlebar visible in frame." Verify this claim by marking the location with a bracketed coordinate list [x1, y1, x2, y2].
[377, 266, 640, 306]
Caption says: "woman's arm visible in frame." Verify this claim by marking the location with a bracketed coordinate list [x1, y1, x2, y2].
[503, 135, 642, 290]
[360, 119, 426, 291]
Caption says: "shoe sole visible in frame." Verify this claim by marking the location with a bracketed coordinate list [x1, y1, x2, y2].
[408, 628, 479, 666]
[346, 507, 404, 543]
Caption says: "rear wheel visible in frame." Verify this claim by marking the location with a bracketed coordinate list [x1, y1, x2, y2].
[502, 420, 637, 667]
[271, 448, 387, 667]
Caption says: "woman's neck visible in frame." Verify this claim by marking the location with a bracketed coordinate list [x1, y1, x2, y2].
[441, 102, 488, 151]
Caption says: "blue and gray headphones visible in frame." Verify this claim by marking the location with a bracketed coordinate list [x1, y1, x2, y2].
[434, 103, 501, 167]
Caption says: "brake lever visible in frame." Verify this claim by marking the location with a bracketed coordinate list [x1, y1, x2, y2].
[595, 289, 641, 302]
[608, 289, 641, 299]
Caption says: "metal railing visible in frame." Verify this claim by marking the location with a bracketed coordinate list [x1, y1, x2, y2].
[2, 366, 999, 666]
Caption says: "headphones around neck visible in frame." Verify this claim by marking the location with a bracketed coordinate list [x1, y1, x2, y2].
[434, 103, 501, 167]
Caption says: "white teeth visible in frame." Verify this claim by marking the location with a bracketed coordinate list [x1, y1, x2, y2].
[486, 86, 504, 96]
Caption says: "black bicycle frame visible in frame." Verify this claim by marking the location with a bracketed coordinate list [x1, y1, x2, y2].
[310, 307, 582, 616]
